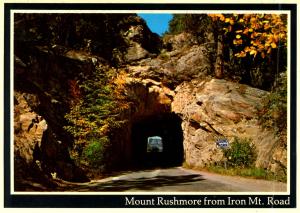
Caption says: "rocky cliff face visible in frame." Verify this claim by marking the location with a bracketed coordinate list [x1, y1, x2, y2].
[114, 31, 286, 175]
[14, 14, 161, 65]
[171, 78, 286, 174]
[125, 63, 286, 175]
[13, 13, 161, 188]
[13, 14, 287, 189]
[14, 91, 50, 190]
[129, 33, 214, 89]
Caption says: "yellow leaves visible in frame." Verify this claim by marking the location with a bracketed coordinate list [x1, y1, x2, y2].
[223, 27, 229, 33]
[280, 25, 287, 32]
[209, 15, 218, 21]
[257, 14, 264, 19]
[209, 14, 226, 22]
[219, 14, 225, 21]
[100, 124, 109, 135]
[249, 49, 257, 56]
[210, 13, 287, 59]
[242, 28, 249, 35]
[250, 40, 257, 46]
[233, 39, 243, 45]
[257, 44, 265, 51]
[271, 42, 277, 48]
[279, 32, 286, 39]
[271, 27, 279, 34]
[266, 34, 273, 41]
[244, 46, 251, 52]
[77, 119, 86, 126]
[224, 17, 234, 25]
[255, 32, 262, 37]
[117, 102, 130, 112]
[113, 70, 128, 93]
[243, 45, 266, 58]
[250, 17, 256, 23]
[235, 51, 247, 58]
[273, 34, 279, 43]
[267, 47, 272, 54]
[243, 14, 251, 20]
[264, 23, 270, 30]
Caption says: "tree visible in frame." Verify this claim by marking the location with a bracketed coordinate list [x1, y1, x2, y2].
[167, 14, 212, 43]
[64, 66, 132, 169]
[168, 14, 186, 35]
[209, 14, 287, 59]
[209, 13, 287, 89]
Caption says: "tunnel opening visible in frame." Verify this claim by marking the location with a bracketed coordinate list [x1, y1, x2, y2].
[131, 113, 184, 169]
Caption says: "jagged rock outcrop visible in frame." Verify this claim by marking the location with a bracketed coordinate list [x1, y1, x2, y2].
[126, 32, 286, 175]
[14, 89, 90, 187]
[13, 13, 162, 186]
[14, 91, 55, 190]
[110, 72, 287, 175]
[128, 33, 214, 89]
[123, 24, 161, 62]
[171, 78, 286, 173]
[14, 14, 161, 65]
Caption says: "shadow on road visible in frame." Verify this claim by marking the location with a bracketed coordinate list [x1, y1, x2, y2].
[59, 173, 205, 192]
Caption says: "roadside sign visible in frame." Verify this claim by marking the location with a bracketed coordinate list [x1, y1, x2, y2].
[216, 139, 229, 148]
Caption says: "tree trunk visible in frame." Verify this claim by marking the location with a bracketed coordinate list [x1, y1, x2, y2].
[215, 35, 224, 79]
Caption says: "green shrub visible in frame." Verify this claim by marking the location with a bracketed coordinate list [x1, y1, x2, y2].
[223, 137, 257, 168]
[82, 136, 109, 167]
[64, 66, 117, 138]
[258, 71, 287, 134]
[64, 66, 125, 170]
[167, 14, 211, 38]
[168, 14, 186, 35]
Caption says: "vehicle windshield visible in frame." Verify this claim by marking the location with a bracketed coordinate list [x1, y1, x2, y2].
[147, 136, 163, 152]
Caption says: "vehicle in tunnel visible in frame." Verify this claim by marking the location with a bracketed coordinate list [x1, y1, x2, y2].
[131, 113, 184, 169]
[147, 136, 163, 152]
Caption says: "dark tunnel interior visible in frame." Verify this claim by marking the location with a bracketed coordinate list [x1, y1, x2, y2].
[131, 113, 184, 169]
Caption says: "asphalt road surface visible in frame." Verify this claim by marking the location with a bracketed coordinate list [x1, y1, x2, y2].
[56, 167, 287, 192]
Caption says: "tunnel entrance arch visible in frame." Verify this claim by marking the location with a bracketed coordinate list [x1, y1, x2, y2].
[131, 112, 184, 169]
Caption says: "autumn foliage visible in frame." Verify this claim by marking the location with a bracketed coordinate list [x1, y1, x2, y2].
[209, 13, 287, 59]
[64, 66, 125, 168]
[68, 79, 82, 106]
[165, 13, 287, 89]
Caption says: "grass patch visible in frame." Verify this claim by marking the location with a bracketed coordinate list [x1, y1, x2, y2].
[182, 162, 286, 183]
[205, 165, 286, 182]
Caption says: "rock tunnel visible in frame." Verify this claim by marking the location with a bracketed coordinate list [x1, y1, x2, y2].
[131, 112, 184, 169]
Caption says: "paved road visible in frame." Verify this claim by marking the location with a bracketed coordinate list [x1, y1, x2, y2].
[56, 167, 287, 192]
